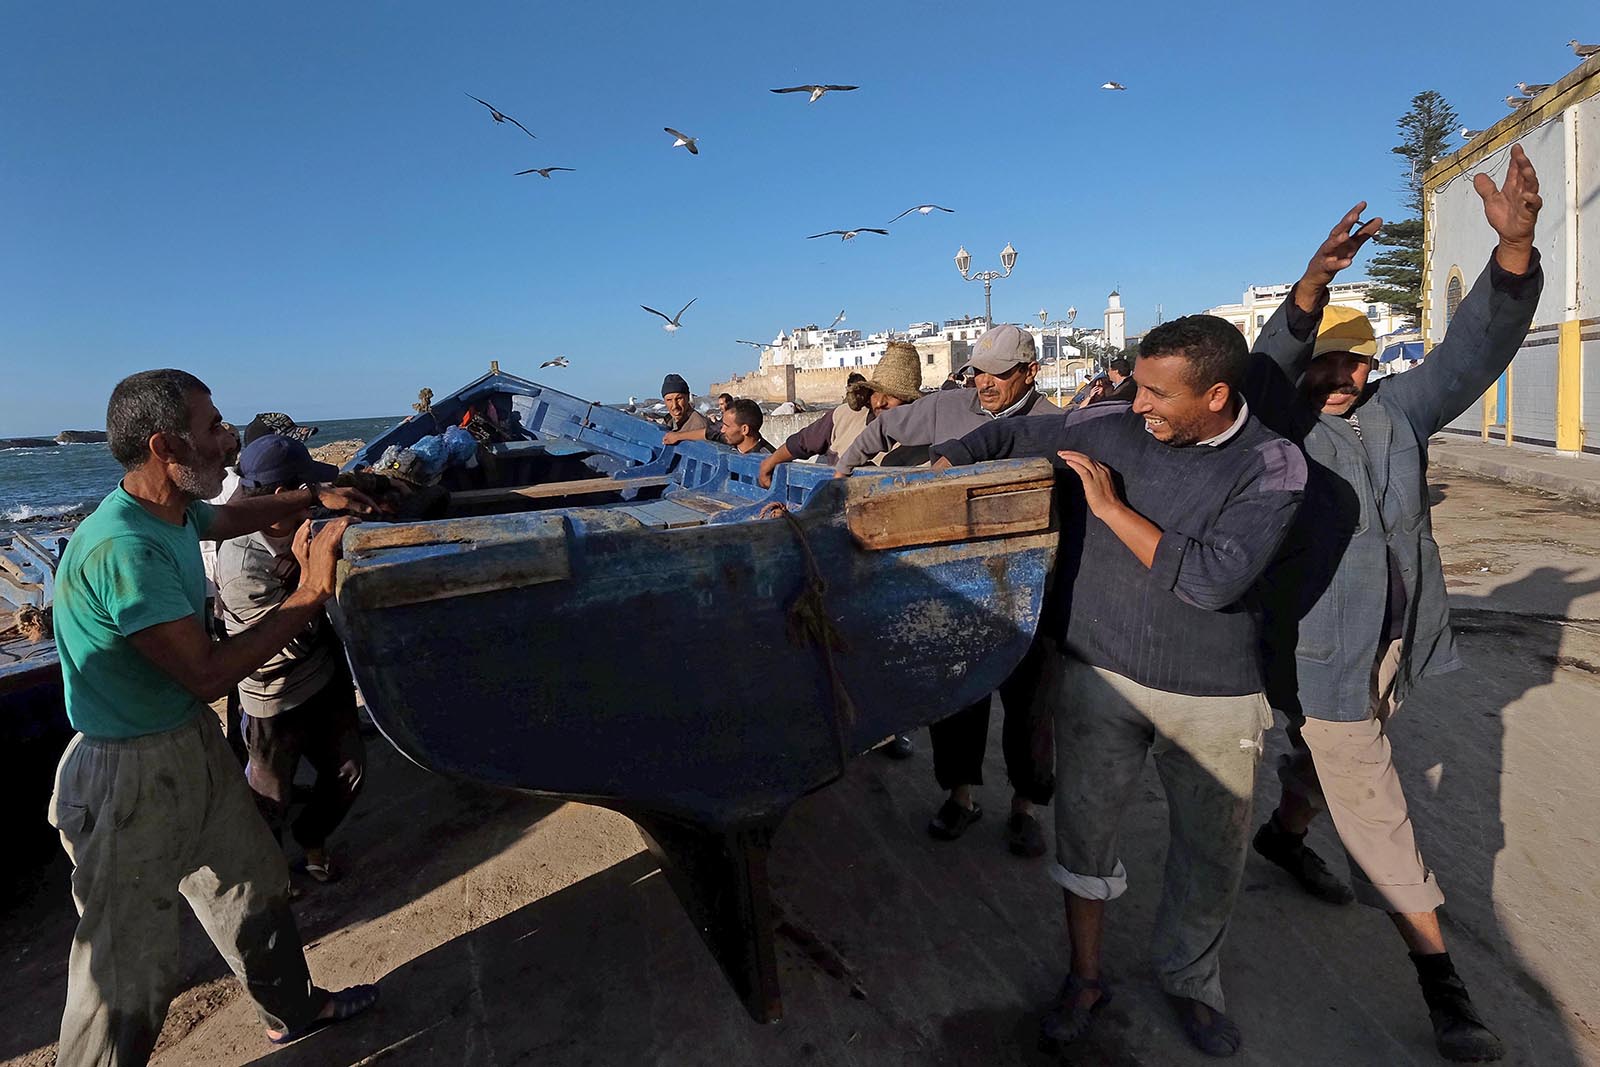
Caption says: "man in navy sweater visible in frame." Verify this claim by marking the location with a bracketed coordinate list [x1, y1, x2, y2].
[931, 317, 1306, 1057]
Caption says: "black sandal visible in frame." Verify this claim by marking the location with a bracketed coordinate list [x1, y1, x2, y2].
[1169, 995, 1242, 1057]
[927, 797, 982, 840]
[1039, 974, 1111, 1050]
[267, 983, 380, 1045]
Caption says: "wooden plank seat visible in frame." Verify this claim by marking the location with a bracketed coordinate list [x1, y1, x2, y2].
[449, 474, 673, 507]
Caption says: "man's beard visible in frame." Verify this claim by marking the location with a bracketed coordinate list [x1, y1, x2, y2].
[171, 454, 226, 500]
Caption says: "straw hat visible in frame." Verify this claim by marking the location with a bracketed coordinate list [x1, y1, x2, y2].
[866, 341, 924, 403]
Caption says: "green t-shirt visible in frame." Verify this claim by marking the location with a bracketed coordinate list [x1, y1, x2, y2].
[54, 485, 216, 738]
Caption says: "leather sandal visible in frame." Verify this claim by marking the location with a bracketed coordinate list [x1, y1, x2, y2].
[1039, 973, 1111, 1050]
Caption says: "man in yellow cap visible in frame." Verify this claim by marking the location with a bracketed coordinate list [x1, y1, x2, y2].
[1246, 145, 1544, 1062]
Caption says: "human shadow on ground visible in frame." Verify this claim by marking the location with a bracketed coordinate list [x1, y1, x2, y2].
[1390, 565, 1600, 1065]
[0, 746, 561, 1064]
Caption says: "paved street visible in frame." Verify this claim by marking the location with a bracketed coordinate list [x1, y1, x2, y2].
[3, 465, 1598, 1066]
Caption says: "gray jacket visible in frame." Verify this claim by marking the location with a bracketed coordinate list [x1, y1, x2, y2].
[216, 531, 341, 718]
[1248, 251, 1543, 721]
[836, 387, 1057, 469]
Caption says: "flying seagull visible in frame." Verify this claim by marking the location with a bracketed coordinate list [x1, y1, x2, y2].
[1506, 95, 1533, 108]
[1101, 81, 1127, 91]
[887, 203, 955, 224]
[807, 228, 889, 241]
[515, 167, 575, 179]
[1460, 126, 1483, 139]
[465, 94, 536, 139]
[539, 356, 570, 368]
[641, 298, 697, 333]
[827, 309, 846, 330]
[734, 339, 769, 349]
[1514, 82, 1551, 95]
[770, 84, 859, 103]
[664, 127, 699, 154]
[1571, 40, 1600, 58]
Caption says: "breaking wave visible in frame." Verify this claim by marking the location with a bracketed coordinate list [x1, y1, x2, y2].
[2, 502, 90, 524]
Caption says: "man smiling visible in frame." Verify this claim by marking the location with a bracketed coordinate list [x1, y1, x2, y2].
[931, 316, 1306, 1056]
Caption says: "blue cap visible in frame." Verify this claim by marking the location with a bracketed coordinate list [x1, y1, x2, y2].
[238, 434, 339, 489]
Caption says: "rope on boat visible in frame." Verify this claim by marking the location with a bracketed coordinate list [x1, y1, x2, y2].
[759, 503, 857, 770]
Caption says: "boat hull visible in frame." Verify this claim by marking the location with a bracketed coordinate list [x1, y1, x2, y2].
[329, 461, 1057, 1021]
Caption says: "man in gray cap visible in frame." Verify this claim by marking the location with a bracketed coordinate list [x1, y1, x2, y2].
[836, 324, 1059, 856]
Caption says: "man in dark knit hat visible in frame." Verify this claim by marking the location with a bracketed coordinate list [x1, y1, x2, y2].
[659, 373, 711, 445]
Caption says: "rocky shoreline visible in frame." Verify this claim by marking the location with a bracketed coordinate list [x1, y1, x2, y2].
[0, 430, 108, 449]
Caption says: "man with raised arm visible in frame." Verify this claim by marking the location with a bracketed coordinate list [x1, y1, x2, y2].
[931, 316, 1307, 1056]
[49, 369, 382, 1064]
[1246, 147, 1543, 1063]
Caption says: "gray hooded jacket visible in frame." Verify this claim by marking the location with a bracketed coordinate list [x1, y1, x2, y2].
[1247, 250, 1542, 721]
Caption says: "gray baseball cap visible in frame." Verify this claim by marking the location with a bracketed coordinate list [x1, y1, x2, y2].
[967, 325, 1038, 374]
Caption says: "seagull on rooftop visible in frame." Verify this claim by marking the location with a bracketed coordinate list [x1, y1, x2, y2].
[807, 228, 889, 241]
[1459, 126, 1484, 139]
[770, 84, 859, 103]
[887, 204, 955, 225]
[664, 127, 699, 154]
[1101, 81, 1127, 91]
[515, 167, 575, 179]
[828, 309, 846, 330]
[1506, 95, 1533, 108]
[540, 356, 570, 368]
[641, 298, 697, 333]
[1515, 82, 1552, 95]
[465, 94, 537, 139]
[1571, 40, 1600, 58]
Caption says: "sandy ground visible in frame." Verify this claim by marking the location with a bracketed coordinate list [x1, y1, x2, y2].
[3, 467, 1598, 1066]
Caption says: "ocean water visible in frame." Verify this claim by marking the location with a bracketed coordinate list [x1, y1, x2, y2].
[0, 415, 403, 533]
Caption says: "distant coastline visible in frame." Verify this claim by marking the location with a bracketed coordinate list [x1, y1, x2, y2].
[0, 430, 107, 450]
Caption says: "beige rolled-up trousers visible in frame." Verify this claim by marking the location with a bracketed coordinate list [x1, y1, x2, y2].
[1277, 638, 1445, 914]
[48, 713, 322, 1067]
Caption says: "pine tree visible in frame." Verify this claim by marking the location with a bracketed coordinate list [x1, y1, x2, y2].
[1366, 91, 1458, 325]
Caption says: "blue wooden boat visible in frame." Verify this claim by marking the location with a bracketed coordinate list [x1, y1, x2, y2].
[1, 529, 74, 865]
[329, 366, 1058, 1022]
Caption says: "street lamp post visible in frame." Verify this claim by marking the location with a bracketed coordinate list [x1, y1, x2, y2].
[954, 243, 1017, 324]
[1039, 307, 1078, 403]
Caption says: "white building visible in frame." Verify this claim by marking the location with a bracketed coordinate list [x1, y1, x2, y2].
[1423, 52, 1599, 454]
[1105, 291, 1126, 351]
[1205, 281, 1407, 347]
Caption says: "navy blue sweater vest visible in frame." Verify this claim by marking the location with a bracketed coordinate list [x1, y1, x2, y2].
[932, 403, 1307, 697]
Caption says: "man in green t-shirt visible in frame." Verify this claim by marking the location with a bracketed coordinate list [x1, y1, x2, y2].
[49, 369, 382, 1064]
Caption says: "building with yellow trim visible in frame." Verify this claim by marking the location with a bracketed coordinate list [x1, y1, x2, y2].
[1423, 54, 1599, 453]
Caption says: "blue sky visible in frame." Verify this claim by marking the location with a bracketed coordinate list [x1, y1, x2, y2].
[2, 2, 1593, 434]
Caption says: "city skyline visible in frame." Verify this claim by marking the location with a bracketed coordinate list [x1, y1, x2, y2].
[4, 3, 1595, 434]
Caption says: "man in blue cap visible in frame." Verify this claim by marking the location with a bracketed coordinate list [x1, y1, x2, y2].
[216, 434, 367, 888]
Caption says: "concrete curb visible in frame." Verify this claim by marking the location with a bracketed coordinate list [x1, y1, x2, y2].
[1430, 438, 1600, 507]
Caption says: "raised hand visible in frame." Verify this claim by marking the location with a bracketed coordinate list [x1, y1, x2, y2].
[1474, 144, 1541, 273]
[1299, 202, 1384, 294]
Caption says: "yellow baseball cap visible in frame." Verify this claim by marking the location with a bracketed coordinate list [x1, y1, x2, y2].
[1312, 306, 1378, 360]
